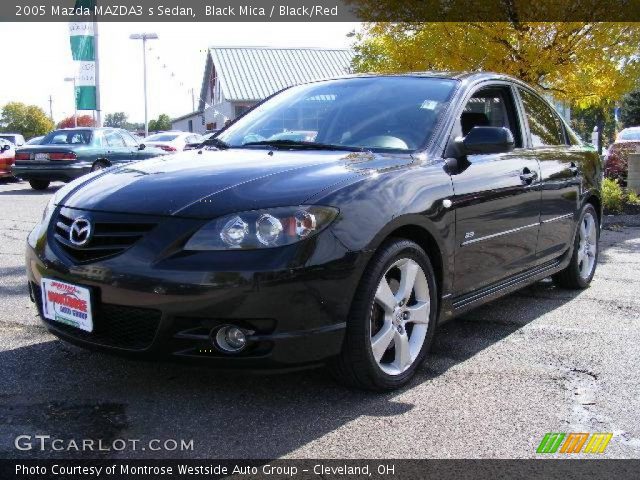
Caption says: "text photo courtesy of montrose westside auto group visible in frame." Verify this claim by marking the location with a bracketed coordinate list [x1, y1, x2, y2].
[1, 0, 640, 478]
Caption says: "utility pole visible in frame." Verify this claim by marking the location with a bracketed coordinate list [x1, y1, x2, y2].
[130, 32, 158, 137]
[48, 95, 53, 121]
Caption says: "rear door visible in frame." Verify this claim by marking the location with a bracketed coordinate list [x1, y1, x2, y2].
[449, 83, 542, 296]
[104, 130, 133, 164]
[517, 87, 581, 263]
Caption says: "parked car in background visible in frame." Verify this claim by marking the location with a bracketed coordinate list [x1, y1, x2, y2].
[184, 131, 219, 150]
[0, 139, 15, 179]
[268, 130, 318, 143]
[0, 133, 26, 147]
[25, 136, 44, 145]
[605, 127, 640, 185]
[12, 127, 167, 190]
[25, 73, 602, 390]
[142, 132, 203, 152]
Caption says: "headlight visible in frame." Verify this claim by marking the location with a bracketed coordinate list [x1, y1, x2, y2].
[184, 206, 339, 250]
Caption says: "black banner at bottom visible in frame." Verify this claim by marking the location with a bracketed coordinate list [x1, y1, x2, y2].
[2, 459, 639, 480]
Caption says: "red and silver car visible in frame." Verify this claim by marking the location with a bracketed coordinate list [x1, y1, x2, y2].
[0, 138, 15, 179]
[605, 127, 640, 185]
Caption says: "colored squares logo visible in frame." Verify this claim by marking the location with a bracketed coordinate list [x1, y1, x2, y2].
[537, 433, 612, 454]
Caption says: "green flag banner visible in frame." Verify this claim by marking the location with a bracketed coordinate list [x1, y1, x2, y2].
[69, 22, 96, 110]
[76, 86, 97, 110]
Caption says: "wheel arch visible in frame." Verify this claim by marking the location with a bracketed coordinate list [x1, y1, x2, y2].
[365, 215, 450, 301]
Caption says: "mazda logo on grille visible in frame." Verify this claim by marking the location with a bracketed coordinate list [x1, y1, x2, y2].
[69, 217, 92, 246]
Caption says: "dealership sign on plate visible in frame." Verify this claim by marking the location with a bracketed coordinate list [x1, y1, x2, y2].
[41, 278, 93, 332]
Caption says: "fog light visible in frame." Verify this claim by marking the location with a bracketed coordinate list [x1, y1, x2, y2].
[213, 325, 247, 353]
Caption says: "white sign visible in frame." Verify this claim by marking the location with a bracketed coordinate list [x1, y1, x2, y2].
[41, 278, 93, 332]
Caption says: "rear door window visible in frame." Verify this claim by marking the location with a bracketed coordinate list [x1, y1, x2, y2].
[518, 89, 566, 147]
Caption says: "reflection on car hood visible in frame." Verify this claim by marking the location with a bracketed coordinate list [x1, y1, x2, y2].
[57, 148, 413, 218]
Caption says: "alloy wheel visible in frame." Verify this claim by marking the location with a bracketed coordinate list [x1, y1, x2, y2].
[577, 212, 597, 279]
[370, 258, 430, 376]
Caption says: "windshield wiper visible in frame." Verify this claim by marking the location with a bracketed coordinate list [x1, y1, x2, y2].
[241, 140, 364, 151]
[200, 137, 230, 150]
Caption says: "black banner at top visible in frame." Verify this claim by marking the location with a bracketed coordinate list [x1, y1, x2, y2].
[2, 0, 640, 22]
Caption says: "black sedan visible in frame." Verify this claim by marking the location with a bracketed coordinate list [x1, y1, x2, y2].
[12, 127, 167, 190]
[26, 73, 602, 390]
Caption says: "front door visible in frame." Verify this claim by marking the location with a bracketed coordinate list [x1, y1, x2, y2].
[449, 85, 542, 296]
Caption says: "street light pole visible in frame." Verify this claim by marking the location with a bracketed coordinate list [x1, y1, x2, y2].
[64, 77, 77, 127]
[129, 33, 158, 137]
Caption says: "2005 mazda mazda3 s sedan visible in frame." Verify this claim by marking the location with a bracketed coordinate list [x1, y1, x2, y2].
[26, 73, 602, 390]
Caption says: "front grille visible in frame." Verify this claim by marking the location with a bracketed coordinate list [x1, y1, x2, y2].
[32, 283, 161, 351]
[53, 210, 155, 263]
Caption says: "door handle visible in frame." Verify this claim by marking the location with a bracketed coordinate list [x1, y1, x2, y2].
[569, 162, 579, 176]
[519, 168, 537, 185]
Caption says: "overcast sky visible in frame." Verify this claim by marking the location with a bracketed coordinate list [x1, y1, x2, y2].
[0, 22, 360, 124]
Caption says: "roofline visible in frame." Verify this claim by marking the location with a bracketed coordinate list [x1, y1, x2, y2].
[208, 45, 352, 51]
[172, 110, 204, 122]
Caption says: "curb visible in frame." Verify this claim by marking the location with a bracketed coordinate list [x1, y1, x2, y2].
[603, 214, 640, 227]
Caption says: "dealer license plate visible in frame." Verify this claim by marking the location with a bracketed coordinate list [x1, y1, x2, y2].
[40, 278, 93, 332]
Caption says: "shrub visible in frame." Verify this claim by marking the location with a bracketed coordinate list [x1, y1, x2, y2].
[602, 178, 625, 213]
[628, 189, 640, 206]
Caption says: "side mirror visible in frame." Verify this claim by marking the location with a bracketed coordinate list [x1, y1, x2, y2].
[138, 144, 146, 150]
[1, 145, 9, 152]
[459, 126, 515, 156]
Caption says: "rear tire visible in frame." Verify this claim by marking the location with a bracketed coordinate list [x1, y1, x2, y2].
[91, 160, 110, 172]
[329, 238, 438, 391]
[28, 179, 49, 190]
[553, 203, 599, 289]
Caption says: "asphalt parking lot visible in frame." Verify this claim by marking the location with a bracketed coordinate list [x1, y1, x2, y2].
[0, 179, 639, 459]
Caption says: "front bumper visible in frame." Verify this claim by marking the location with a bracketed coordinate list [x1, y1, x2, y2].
[26, 207, 367, 368]
[12, 162, 91, 182]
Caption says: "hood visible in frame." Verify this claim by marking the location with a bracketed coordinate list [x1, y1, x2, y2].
[57, 148, 414, 218]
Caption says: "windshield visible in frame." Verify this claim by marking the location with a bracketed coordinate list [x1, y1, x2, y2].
[217, 77, 457, 152]
[0, 135, 16, 144]
[145, 134, 179, 142]
[619, 129, 640, 141]
[41, 130, 93, 145]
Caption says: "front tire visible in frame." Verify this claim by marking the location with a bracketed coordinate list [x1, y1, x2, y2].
[330, 238, 438, 391]
[28, 179, 50, 190]
[553, 203, 599, 289]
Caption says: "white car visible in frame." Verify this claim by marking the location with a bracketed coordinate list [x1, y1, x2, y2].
[142, 132, 203, 152]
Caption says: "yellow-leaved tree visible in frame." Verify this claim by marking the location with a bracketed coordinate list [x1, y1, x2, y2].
[351, 22, 640, 109]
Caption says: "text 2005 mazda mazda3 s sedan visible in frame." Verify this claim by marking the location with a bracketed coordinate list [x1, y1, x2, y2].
[26, 73, 602, 390]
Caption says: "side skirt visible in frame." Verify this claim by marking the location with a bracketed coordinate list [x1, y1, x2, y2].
[438, 247, 573, 323]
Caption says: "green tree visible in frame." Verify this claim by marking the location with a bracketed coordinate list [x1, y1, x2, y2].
[620, 90, 640, 128]
[0, 102, 55, 139]
[104, 112, 128, 128]
[571, 105, 617, 145]
[148, 114, 172, 132]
